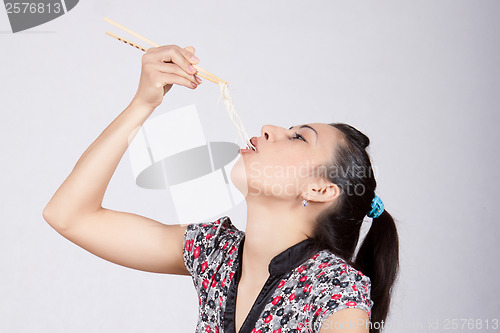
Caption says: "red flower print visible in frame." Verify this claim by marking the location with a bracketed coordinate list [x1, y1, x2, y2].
[201, 261, 208, 272]
[318, 263, 331, 269]
[273, 329, 282, 333]
[289, 293, 296, 301]
[265, 314, 273, 323]
[298, 265, 307, 273]
[272, 296, 281, 305]
[314, 308, 322, 317]
[278, 280, 286, 288]
[185, 239, 194, 252]
[331, 294, 342, 300]
[202, 279, 209, 289]
[206, 324, 211, 332]
[194, 246, 201, 259]
[206, 234, 213, 240]
[346, 301, 357, 307]
[299, 276, 308, 282]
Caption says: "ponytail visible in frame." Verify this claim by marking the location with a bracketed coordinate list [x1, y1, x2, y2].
[354, 210, 399, 333]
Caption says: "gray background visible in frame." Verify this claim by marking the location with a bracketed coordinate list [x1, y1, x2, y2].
[1, 0, 499, 332]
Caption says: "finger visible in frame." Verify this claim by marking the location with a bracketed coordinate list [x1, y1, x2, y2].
[153, 62, 199, 85]
[154, 72, 198, 90]
[148, 45, 200, 79]
[184, 46, 195, 55]
[171, 50, 196, 74]
[182, 46, 199, 65]
[170, 52, 200, 78]
[149, 45, 196, 76]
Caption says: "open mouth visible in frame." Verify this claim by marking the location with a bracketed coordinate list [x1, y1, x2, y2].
[247, 143, 257, 151]
[248, 137, 258, 151]
[239, 141, 257, 154]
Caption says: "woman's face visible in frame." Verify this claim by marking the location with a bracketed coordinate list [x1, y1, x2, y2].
[230, 123, 341, 200]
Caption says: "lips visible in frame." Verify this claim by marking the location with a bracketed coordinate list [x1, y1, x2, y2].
[250, 137, 258, 151]
[238, 137, 258, 154]
[239, 147, 256, 154]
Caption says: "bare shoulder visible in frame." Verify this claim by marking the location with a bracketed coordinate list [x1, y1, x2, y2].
[319, 308, 370, 333]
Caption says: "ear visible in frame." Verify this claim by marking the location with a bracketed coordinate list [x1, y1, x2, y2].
[306, 181, 341, 204]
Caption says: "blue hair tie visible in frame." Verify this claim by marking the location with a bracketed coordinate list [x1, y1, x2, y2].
[367, 195, 384, 219]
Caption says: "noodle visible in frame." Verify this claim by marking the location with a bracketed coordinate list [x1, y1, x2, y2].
[217, 82, 253, 149]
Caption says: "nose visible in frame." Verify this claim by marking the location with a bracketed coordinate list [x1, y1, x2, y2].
[261, 125, 271, 141]
[261, 124, 290, 142]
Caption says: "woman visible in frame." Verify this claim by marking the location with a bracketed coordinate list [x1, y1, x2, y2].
[43, 45, 399, 333]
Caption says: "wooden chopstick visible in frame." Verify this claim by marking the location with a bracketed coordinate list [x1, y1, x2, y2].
[103, 17, 227, 86]
[105, 31, 148, 52]
[103, 17, 158, 48]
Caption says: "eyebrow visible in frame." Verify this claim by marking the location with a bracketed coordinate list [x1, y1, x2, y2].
[288, 124, 318, 144]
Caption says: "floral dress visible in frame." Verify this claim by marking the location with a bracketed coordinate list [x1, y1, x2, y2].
[183, 216, 374, 333]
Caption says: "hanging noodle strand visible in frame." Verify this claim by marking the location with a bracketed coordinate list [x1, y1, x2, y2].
[217, 82, 253, 149]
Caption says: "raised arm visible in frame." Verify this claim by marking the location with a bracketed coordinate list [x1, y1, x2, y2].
[43, 45, 203, 275]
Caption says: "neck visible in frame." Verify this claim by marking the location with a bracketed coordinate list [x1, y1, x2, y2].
[239, 194, 317, 283]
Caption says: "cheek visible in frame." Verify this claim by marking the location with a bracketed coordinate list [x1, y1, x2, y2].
[230, 154, 324, 197]
[255, 158, 311, 186]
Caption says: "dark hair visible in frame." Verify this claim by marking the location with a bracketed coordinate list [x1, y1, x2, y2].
[308, 123, 399, 333]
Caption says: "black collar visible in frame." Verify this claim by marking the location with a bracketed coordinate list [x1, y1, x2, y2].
[221, 216, 320, 333]
[238, 235, 316, 276]
[223, 234, 317, 333]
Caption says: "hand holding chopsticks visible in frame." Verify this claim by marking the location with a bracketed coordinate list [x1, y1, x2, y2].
[103, 17, 254, 150]
[133, 45, 206, 108]
[103, 17, 227, 86]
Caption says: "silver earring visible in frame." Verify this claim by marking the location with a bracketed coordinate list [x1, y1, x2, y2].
[302, 198, 308, 207]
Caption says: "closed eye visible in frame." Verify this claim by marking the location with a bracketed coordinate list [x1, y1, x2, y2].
[292, 132, 308, 143]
